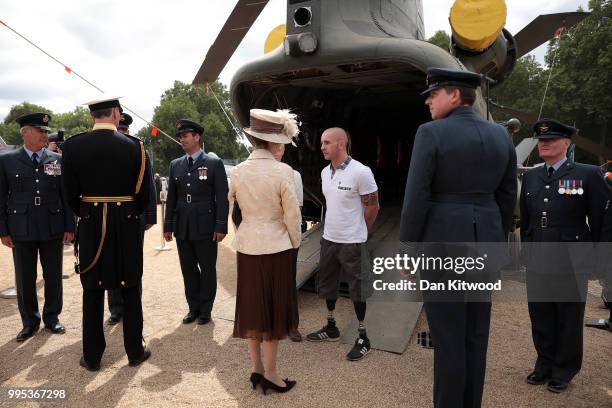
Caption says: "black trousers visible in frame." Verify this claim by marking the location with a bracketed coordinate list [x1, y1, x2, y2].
[527, 272, 587, 383]
[176, 238, 218, 317]
[83, 285, 144, 364]
[527, 301, 585, 382]
[106, 228, 147, 317]
[107, 289, 123, 316]
[12, 239, 63, 328]
[424, 301, 491, 408]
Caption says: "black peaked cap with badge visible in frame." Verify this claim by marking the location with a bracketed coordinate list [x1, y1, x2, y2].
[15, 112, 52, 131]
[175, 119, 204, 136]
[118, 113, 133, 130]
[421, 67, 483, 96]
[532, 118, 576, 140]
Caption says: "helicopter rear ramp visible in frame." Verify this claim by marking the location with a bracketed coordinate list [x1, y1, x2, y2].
[339, 206, 422, 354]
[213, 206, 421, 355]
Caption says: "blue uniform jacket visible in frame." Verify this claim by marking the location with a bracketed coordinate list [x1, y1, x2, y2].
[0, 147, 75, 241]
[164, 152, 229, 240]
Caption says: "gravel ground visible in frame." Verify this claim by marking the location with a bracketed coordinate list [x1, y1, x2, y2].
[0, 206, 610, 407]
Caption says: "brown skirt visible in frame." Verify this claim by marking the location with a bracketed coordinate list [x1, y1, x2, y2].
[233, 249, 298, 341]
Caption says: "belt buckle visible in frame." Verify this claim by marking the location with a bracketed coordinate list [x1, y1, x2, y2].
[34, 196, 41, 206]
[187, 194, 192, 204]
[541, 216, 548, 228]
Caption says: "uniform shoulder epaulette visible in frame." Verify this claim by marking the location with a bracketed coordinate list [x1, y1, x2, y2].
[46, 150, 62, 159]
[64, 132, 87, 144]
[124, 134, 142, 142]
[209, 155, 223, 164]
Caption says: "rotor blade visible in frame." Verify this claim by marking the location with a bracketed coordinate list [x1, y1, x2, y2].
[491, 102, 612, 160]
[573, 134, 612, 160]
[513, 133, 612, 163]
[515, 138, 538, 165]
[490, 101, 539, 125]
[514, 12, 590, 59]
[192, 0, 270, 85]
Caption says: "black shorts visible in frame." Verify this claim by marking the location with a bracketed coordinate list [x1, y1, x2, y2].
[317, 238, 373, 302]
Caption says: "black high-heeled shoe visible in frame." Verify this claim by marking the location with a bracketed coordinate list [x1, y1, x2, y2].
[260, 377, 296, 395]
[249, 372, 263, 389]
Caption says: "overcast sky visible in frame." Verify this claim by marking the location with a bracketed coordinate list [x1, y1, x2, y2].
[0, 0, 588, 132]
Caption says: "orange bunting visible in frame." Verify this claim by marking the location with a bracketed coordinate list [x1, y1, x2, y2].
[151, 127, 158, 137]
[64, 66, 72, 73]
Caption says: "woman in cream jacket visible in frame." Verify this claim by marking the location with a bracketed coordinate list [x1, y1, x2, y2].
[229, 108, 301, 394]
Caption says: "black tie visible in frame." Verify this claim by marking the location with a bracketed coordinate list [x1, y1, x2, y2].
[188, 157, 194, 168]
[548, 166, 555, 178]
[32, 152, 39, 167]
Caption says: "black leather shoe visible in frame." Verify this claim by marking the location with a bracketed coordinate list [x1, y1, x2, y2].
[16, 325, 39, 342]
[45, 322, 66, 334]
[197, 316, 211, 325]
[547, 380, 569, 393]
[79, 356, 100, 372]
[182, 312, 199, 324]
[526, 371, 550, 385]
[128, 348, 151, 367]
[107, 315, 122, 325]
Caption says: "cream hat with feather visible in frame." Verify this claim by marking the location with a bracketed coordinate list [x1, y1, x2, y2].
[243, 109, 299, 145]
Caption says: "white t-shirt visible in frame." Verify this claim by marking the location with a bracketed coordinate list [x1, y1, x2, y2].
[321, 157, 378, 243]
[293, 170, 303, 207]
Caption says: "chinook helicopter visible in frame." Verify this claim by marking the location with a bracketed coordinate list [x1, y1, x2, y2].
[193, 0, 588, 222]
[193, 0, 590, 351]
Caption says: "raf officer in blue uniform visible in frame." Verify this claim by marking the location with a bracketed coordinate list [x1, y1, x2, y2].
[62, 97, 154, 370]
[0, 112, 76, 341]
[400, 68, 517, 408]
[106, 112, 157, 325]
[163, 119, 229, 325]
[520, 119, 609, 393]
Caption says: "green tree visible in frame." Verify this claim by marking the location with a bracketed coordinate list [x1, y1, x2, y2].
[492, 56, 546, 110]
[490, 55, 546, 145]
[139, 80, 247, 175]
[539, 0, 612, 163]
[491, 0, 611, 164]
[55, 107, 92, 137]
[0, 103, 92, 146]
[0, 102, 52, 145]
[427, 30, 451, 51]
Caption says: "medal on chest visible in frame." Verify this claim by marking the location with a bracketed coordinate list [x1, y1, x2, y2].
[44, 162, 61, 176]
[198, 166, 208, 180]
[570, 180, 577, 195]
[559, 179, 584, 195]
[558, 180, 565, 195]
